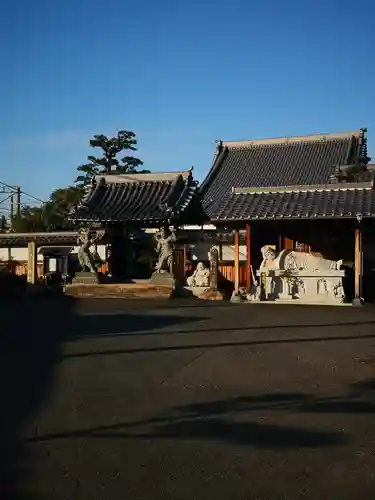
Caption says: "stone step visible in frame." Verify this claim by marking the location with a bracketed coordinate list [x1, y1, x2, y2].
[65, 283, 173, 299]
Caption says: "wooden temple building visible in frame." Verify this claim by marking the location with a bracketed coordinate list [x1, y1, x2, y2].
[2, 127, 374, 304]
[199, 128, 375, 303]
[70, 170, 201, 282]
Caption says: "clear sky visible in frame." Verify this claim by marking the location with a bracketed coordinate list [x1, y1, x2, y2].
[1, 0, 374, 202]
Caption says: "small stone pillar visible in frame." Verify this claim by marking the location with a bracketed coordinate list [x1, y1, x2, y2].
[209, 246, 219, 291]
[27, 241, 37, 285]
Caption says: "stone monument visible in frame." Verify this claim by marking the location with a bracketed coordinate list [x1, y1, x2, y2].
[251, 245, 346, 304]
[208, 246, 219, 291]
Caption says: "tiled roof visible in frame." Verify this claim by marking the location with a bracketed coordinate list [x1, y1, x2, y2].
[201, 129, 370, 220]
[0, 231, 78, 247]
[209, 182, 375, 221]
[71, 171, 198, 224]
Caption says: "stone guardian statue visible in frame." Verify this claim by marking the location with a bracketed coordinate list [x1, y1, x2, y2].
[77, 228, 103, 273]
[154, 226, 176, 274]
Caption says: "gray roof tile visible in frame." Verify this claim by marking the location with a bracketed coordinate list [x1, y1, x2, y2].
[210, 186, 375, 221]
[71, 171, 198, 223]
[201, 130, 370, 220]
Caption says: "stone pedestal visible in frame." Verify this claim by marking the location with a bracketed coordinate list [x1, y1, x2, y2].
[73, 272, 99, 285]
[150, 272, 176, 288]
[256, 269, 346, 304]
[352, 297, 364, 307]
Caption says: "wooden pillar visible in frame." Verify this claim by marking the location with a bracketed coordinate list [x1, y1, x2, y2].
[183, 244, 188, 278]
[353, 221, 364, 306]
[27, 241, 37, 284]
[354, 227, 361, 299]
[284, 237, 294, 250]
[234, 228, 240, 295]
[245, 223, 251, 292]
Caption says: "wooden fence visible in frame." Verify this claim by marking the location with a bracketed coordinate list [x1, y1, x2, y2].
[3, 261, 43, 278]
[5, 258, 246, 288]
[186, 261, 248, 287]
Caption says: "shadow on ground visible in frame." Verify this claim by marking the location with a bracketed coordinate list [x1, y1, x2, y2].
[73, 312, 208, 338]
[61, 330, 375, 359]
[24, 380, 375, 451]
[25, 391, 350, 449]
[0, 296, 206, 500]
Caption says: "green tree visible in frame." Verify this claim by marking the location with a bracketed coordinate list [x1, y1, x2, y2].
[338, 154, 372, 182]
[75, 130, 149, 186]
[11, 205, 46, 232]
[11, 185, 84, 232]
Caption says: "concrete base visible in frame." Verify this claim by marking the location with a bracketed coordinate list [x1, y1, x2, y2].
[65, 282, 173, 299]
[245, 299, 352, 307]
[73, 272, 99, 285]
[150, 272, 176, 288]
[230, 292, 242, 303]
[177, 286, 225, 301]
[352, 297, 364, 307]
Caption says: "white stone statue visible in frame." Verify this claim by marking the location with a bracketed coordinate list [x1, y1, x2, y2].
[187, 261, 210, 287]
[257, 245, 345, 304]
[260, 245, 343, 272]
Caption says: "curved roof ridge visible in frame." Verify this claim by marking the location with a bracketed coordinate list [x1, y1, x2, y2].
[222, 129, 364, 149]
[96, 170, 193, 184]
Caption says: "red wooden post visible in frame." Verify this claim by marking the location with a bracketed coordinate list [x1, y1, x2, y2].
[245, 223, 251, 292]
[354, 228, 360, 299]
[234, 229, 240, 295]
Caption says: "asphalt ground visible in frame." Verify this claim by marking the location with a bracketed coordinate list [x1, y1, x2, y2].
[2, 297, 375, 499]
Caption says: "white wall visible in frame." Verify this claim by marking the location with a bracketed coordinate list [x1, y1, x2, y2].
[0, 247, 43, 262]
[188, 243, 247, 262]
[0, 244, 107, 263]
[221, 244, 247, 262]
[1, 242, 247, 265]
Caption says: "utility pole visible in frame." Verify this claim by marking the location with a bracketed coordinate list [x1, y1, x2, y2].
[10, 192, 14, 219]
[0, 184, 21, 229]
[15, 186, 21, 217]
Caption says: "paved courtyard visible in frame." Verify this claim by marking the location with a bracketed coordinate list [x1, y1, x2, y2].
[2, 298, 375, 499]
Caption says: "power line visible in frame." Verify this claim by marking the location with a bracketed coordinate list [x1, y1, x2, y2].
[0, 181, 45, 204]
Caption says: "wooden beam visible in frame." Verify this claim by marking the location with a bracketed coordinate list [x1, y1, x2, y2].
[234, 229, 240, 295]
[245, 223, 251, 292]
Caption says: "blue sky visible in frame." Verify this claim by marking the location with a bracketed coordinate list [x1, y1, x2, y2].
[1, 0, 374, 202]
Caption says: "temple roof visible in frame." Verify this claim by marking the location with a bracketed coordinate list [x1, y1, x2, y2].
[0, 231, 78, 247]
[201, 129, 374, 220]
[214, 182, 375, 220]
[71, 170, 198, 224]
